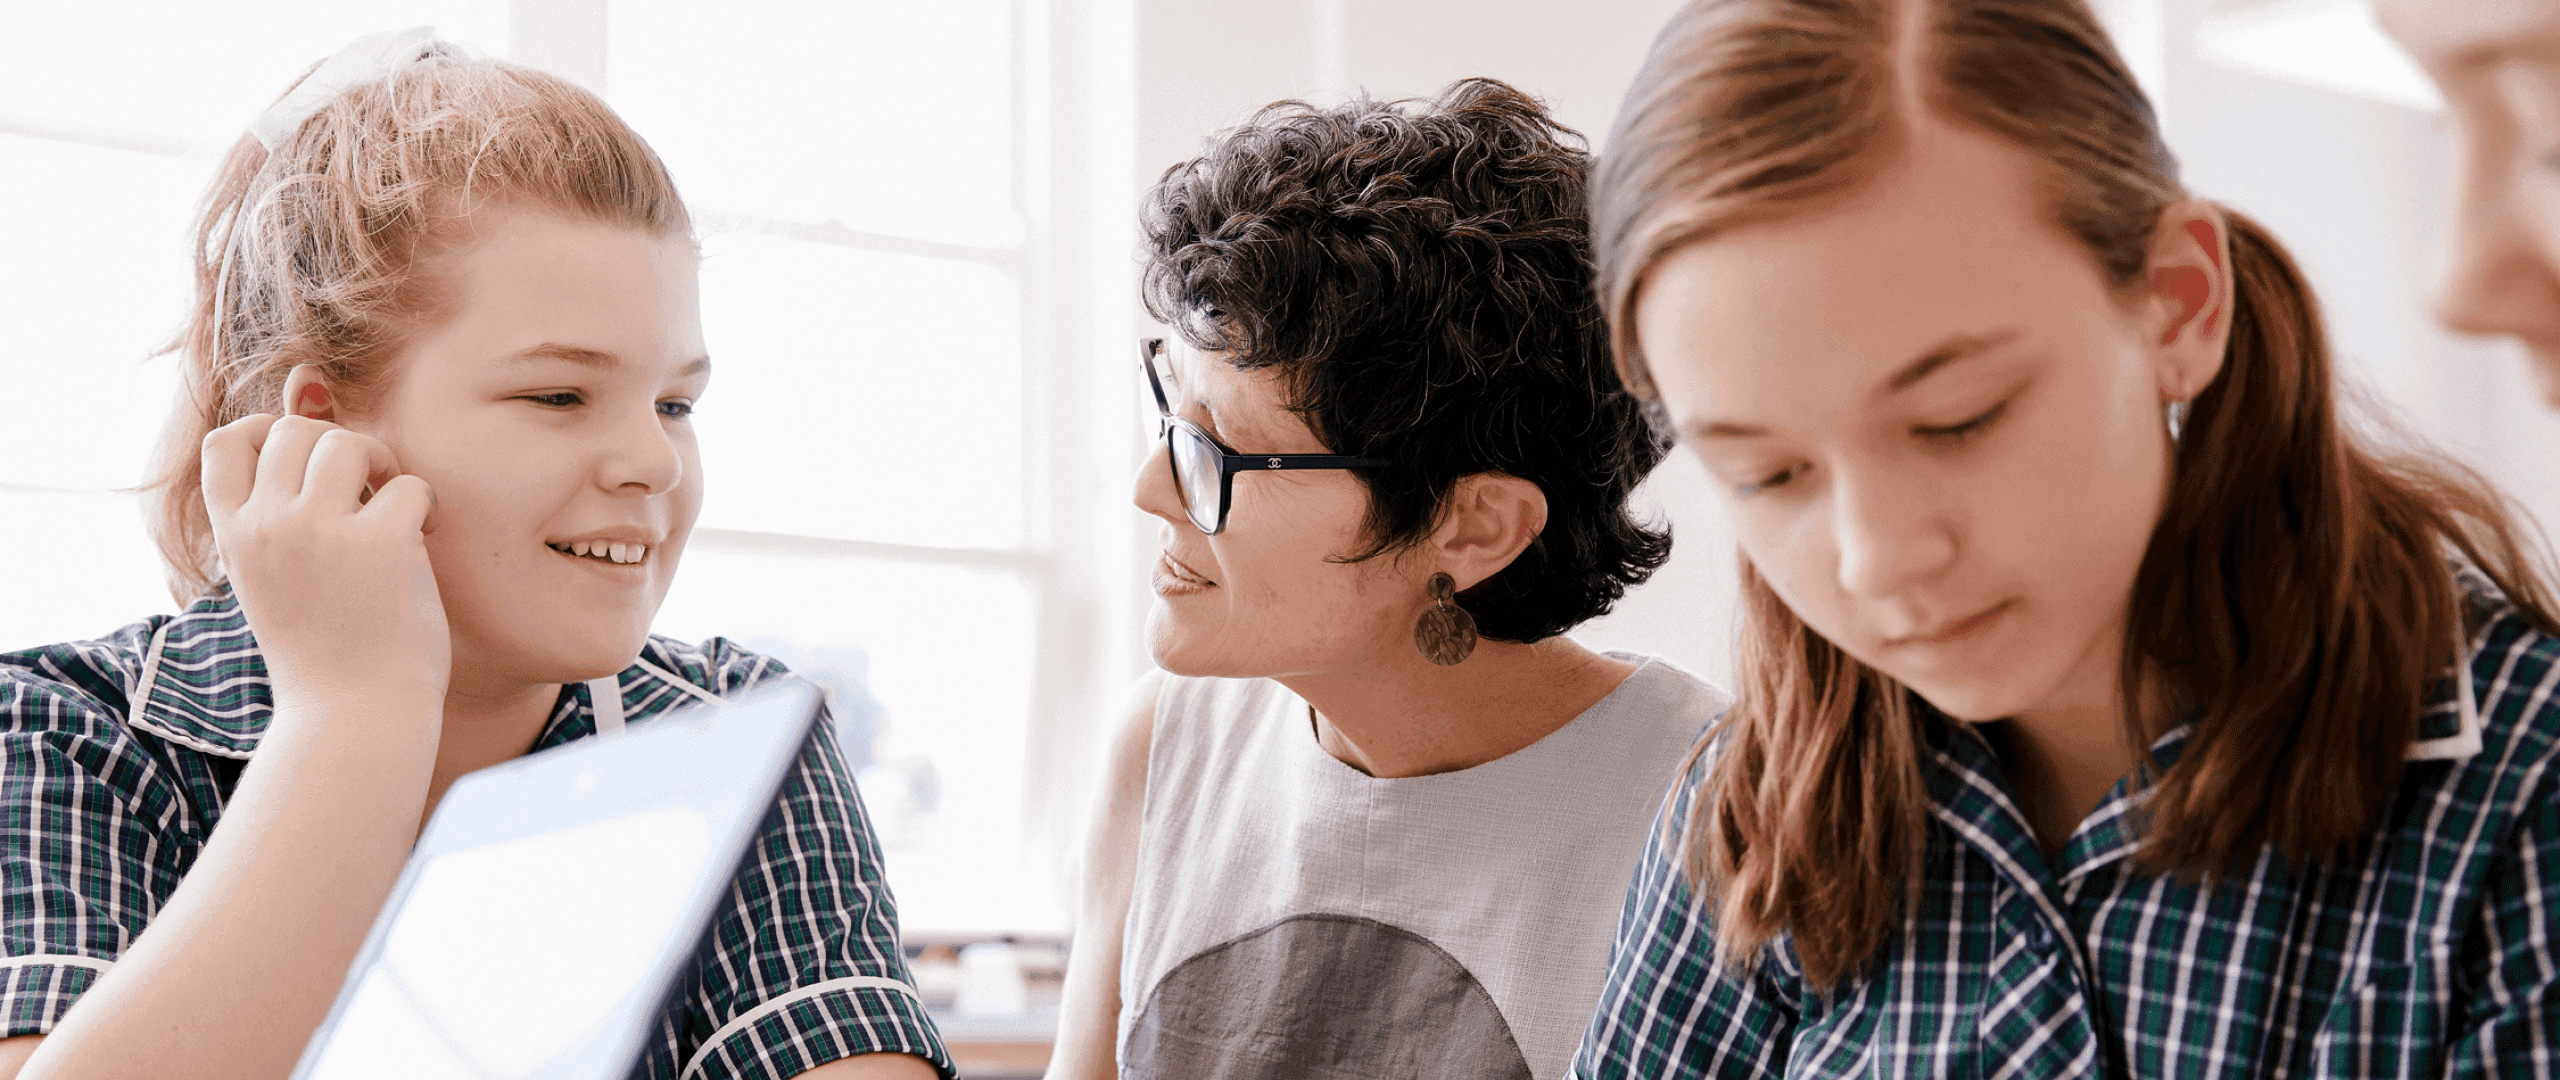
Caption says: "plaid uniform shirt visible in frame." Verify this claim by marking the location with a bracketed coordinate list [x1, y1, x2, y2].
[1573, 575, 2560, 1079]
[0, 588, 955, 1080]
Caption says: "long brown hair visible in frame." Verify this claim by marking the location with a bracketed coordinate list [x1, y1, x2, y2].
[146, 41, 690, 602]
[1593, 0, 2560, 989]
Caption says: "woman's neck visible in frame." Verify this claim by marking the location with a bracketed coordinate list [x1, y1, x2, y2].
[1284, 637, 1638, 779]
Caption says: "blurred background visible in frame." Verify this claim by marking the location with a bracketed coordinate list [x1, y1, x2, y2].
[1, 0, 2550, 1018]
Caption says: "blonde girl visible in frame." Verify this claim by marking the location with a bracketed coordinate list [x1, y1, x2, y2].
[0, 31, 948, 1080]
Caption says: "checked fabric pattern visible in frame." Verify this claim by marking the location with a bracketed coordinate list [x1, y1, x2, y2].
[0, 587, 953, 1080]
[1573, 574, 2560, 1079]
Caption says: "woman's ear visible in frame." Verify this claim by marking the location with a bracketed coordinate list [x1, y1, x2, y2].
[1428, 473, 1548, 591]
[2146, 201, 2235, 403]
[278, 364, 338, 421]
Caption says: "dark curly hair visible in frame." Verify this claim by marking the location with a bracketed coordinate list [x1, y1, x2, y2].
[1140, 77, 1673, 642]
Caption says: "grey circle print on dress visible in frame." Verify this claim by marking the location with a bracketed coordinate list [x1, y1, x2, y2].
[1124, 913, 1532, 1080]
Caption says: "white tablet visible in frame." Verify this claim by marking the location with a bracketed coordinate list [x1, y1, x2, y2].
[291, 679, 824, 1080]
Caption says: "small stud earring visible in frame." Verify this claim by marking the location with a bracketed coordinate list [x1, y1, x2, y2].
[1414, 572, 1477, 666]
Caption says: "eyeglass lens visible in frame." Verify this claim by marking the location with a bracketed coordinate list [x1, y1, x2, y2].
[1165, 420, 1225, 533]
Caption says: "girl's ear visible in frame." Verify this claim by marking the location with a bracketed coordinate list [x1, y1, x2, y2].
[1427, 472, 1549, 592]
[2146, 201, 2235, 404]
[279, 364, 337, 420]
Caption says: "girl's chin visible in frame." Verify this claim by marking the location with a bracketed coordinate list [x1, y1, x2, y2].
[1900, 676, 2047, 724]
[460, 620, 658, 687]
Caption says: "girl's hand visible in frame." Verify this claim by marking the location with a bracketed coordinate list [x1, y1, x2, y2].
[201, 413, 450, 709]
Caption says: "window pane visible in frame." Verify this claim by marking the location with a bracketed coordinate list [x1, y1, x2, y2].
[0, 491, 178, 652]
[607, 0, 1016, 246]
[0, 136, 199, 491]
[650, 546, 1058, 932]
[693, 233, 1024, 549]
[0, 1, 501, 147]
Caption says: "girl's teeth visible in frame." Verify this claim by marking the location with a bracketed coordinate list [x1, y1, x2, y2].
[552, 541, 646, 563]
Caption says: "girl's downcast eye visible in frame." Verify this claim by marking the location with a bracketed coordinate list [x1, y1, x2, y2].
[1740, 463, 1807, 496]
[1915, 400, 2007, 443]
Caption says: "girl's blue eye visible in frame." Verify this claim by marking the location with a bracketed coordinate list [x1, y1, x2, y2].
[657, 400, 695, 419]
[521, 391, 583, 408]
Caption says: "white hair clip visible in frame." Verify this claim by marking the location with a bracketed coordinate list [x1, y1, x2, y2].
[249, 26, 448, 151]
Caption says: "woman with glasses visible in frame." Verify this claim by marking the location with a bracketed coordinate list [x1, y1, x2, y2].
[1043, 79, 1729, 1080]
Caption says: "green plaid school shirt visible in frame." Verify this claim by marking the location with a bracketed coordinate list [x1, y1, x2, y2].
[0, 588, 956, 1080]
[1573, 574, 2560, 1079]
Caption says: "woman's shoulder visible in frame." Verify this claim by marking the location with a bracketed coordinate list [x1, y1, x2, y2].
[1596, 650, 1735, 738]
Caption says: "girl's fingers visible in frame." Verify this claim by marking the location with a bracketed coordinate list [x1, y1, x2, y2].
[302, 429, 405, 511]
[252, 416, 333, 502]
[200, 414, 282, 517]
[356, 474, 436, 533]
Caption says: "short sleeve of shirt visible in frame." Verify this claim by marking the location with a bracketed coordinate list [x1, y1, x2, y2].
[1571, 754, 1798, 1080]
[639, 638, 955, 1080]
[0, 659, 194, 1037]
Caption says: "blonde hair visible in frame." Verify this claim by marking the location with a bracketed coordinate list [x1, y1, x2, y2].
[147, 41, 690, 602]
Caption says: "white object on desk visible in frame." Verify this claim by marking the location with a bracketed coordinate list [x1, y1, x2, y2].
[954, 942, 1028, 1018]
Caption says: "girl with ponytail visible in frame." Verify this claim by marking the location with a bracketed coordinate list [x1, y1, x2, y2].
[1572, 0, 2560, 1075]
[0, 31, 947, 1080]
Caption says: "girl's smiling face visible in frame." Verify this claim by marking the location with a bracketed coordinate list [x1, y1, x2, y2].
[346, 203, 708, 688]
[1633, 116, 2219, 724]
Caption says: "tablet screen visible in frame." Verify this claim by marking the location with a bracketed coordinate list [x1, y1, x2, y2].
[302, 805, 716, 1080]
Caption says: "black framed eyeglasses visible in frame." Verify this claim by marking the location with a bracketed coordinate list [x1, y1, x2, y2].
[1142, 338, 1388, 535]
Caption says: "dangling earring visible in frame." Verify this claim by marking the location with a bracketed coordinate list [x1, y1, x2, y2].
[2166, 399, 2188, 445]
[1414, 572, 1477, 666]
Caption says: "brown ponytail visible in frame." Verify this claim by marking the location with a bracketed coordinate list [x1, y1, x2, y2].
[1600, 0, 2560, 988]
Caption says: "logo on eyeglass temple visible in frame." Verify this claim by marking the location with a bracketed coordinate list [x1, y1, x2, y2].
[1267, 458, 1283, 469]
